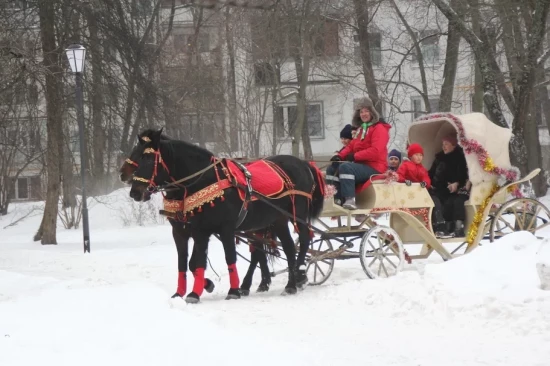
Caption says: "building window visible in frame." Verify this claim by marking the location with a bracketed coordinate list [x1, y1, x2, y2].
[312, 19, 339, 57]
[1, 83, 26, 105]
[411, 97, 422, 120]
[253, 62, 280, 86]
[249, 16, 288, 61]
[8, 176, 41, 201]
[412, 30, 439, 64]
[353, 32, 382, 66]
[102, 39, 117, 59]
[411, 96, 439, 120]
[171, 113, 225, 144]
[5, 1, 25, 10]
[173, 32, 210, 54]
[275, 103, 324, 139]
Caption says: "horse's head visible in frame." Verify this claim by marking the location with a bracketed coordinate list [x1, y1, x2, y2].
[129, 128, 171, 202]
[119, 134, 151, 183]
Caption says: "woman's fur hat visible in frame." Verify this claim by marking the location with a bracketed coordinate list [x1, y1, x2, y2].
[352, 96, 380, 127]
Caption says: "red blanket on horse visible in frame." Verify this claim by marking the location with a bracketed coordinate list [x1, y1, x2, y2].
[226, 160, 285, 200]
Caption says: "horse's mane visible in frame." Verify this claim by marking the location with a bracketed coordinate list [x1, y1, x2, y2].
[138, 128, 214, 159]
[139, 128, 170, 141]
[167, 139, 214, 159]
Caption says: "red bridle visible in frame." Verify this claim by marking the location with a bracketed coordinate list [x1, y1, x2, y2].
[132, 147, 175, 193]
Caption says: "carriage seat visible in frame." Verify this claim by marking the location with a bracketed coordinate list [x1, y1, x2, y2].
[353, 178, 434, 210]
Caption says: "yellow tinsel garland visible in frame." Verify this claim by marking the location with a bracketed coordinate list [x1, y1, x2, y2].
[483, 157, 495, 172]
[465, 183, 500, 248]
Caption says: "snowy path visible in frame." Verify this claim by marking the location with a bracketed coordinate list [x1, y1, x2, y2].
[1, 192, 550, 366]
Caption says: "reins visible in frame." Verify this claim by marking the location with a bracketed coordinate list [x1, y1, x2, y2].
[160, 159, 222, 189]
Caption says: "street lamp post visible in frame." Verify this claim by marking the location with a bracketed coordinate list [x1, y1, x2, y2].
[65, 44, 90, 253]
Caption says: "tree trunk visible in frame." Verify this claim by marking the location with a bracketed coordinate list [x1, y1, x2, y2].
[391, 0, 430, 111]
[271, 87, 279, 156]
[353, 0, 381, 113]
[510, 0, 550, 173]
[470, 0, 484, 112]
[61, 5, 79, 217]
[225, 7, 239, 152]
[87, 8, 106, 195]
[35, 0, 64, 244]
[119, 72, 137, 155]
[525, 94, 548, 196]
[438, 0, 462, 112]
[292, 53, 311, 157]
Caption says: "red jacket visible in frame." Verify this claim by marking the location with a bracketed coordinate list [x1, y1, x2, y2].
[338, 122, 391, 173]
[396, 161, 431, 188]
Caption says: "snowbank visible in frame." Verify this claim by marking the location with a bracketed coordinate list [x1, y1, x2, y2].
[536, 238, 550, 290]
[0, 273, 309, 366]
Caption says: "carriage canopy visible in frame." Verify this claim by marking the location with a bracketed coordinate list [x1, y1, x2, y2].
[407, 112, 514, 185]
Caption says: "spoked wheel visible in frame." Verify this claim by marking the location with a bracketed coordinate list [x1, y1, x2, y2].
[490, 198, 550, 242]
[359, 225, 405, 279]
[304, 235, 335, 286]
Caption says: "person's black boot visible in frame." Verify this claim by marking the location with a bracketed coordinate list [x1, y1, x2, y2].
[434, 222, 451, 238]
[445, 221, 455, 236]
[454, 220, 465, 237]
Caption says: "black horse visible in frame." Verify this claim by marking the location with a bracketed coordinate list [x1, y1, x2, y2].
[130, 128, 325, 303]
[121, 131, 283, 299]
[119, 133, 216, 297]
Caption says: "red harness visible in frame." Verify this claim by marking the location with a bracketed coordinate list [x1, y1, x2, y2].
[132, 148, 313, 228]
[132, 147, 177, 197]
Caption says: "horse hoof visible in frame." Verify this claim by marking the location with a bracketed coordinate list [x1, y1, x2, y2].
[185, 292, 200, 304]
[282, 287, 297, 296]
[239, 288, 250, 296]
[171, 292, 184, 299]
[256, 283, 270, 292]
[204, 279, 215, 293]
[295, 267, 308, 288]
[225, 288, 241, 300]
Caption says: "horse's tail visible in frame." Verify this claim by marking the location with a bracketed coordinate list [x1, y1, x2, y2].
[264, 242, 279, 266]
[307, 162, 326, 220]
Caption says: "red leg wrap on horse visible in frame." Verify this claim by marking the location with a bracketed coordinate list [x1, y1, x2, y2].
[192, 268, 205, 296]
[177, 272, 186, 296]
[228, 263, 239, 289]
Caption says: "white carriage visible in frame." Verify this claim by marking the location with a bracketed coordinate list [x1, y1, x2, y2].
[304, 112, 550, 284]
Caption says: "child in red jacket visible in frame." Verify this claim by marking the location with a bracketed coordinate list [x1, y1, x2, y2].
[394, 143, 448, 238]
[395, 144, 431, 188]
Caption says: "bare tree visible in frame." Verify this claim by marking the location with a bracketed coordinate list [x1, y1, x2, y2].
[432, 0, 550, 195]
[34, 0, 65, 244]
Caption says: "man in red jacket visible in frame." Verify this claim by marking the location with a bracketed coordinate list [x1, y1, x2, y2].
[327, 97, 391, 210]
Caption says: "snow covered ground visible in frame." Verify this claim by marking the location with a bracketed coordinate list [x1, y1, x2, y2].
[1, 188, 550, 366]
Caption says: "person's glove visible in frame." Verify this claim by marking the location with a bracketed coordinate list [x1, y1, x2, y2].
[345, 153, 355, 162]
[405, 180, 412, 186]
[420, 181, 427, 188]
[330, 155, 341, 162]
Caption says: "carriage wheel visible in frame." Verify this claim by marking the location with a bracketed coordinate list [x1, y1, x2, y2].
[489, 198, 550, 242]
[304, 236, 335, 286]
[359, 225, 405, 279]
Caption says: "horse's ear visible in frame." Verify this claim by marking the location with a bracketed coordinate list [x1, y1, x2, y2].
[152, 128, 163, 148]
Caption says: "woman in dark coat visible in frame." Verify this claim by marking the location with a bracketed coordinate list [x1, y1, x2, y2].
[428, 134, 470, 237]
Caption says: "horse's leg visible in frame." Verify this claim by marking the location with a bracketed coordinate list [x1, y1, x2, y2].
[256, 244, 271, 292]
[295, 220, 311, 289]
[171, 221, 189, 298]
[219, 225, 241, 300]
[240, 240, 260, 296]
[189, 236, 215, 294]
[185, 230, 211, 304]
[272, 218, 297, 295]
